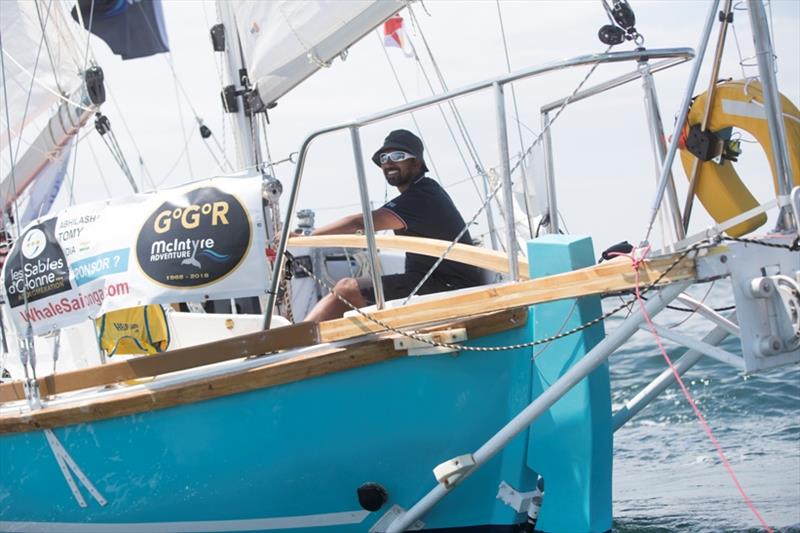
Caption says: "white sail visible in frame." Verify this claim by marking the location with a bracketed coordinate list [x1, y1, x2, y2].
[230, 0, 404, 106]
[0, 0, 84, 151]
[0, 86, 96, 215]
[0, 1, 94, 220]
[19, 138, 74, 226]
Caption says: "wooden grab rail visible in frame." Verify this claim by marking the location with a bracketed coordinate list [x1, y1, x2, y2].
[289, 234, 530, 278]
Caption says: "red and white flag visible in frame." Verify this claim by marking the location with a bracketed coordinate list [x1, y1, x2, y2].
[383, 14, 414, 57]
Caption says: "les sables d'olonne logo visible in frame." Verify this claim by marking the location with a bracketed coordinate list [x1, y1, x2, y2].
[135, 187, 251, 288]
[4, 219, 72, 307]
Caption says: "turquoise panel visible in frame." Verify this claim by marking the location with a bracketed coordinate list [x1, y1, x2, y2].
[0, 320, 538, 531]
[526, 235, 612, 533]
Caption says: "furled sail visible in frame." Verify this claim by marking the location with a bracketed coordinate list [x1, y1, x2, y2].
[230, 0, 404, 106]
[0, 1, 93, 217]
[0, 0, 84, 150]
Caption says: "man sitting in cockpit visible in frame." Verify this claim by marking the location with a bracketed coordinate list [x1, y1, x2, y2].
[304, 129, 483, 322]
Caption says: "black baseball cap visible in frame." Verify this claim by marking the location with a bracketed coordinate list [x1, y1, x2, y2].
[371, 129, 429, 172]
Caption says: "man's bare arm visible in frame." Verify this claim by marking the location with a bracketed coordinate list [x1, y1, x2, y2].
[311, 208, 405, 236]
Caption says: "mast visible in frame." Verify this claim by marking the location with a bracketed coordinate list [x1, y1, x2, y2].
[214, 3, 261, 172]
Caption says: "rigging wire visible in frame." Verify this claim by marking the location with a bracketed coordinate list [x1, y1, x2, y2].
[33, 0, 64, 96]
[85, 137, 113, 197]
[103, 87, 158, 189]
[405, 6, 506, 250]
[375, 31, 442, 184]
[408, 35, 495, 220]
[73, 0, 96, 73]
[374, 31, 443, 183]
[0, 27, 41, 381]
[200, 0, 232, 171]
[408, 6, 486, 174]
[153, 126, 199, 188]
[2, 0, 54, 236]
[9, 3, 50, 179]
[59, 0, 96, 208]
[138, 3, 232, 174]
[0, 51, 94, 113]
[167, 54, 195, 181]
[495, 0, 534, 239]
[94, 114, 138, 193]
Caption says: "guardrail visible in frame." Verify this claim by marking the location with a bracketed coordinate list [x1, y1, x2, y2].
[263, 47, 695, 327]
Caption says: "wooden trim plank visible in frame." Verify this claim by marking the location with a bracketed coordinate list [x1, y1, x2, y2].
[0, 308, 527, 434]
[0, 322, 319, 403]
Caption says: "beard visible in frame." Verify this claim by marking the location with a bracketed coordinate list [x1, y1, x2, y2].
[384, 169, 404, 187]
[384, 167, 418, 188]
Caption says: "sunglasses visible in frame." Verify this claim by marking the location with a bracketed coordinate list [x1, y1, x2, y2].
[379, 151, 416, 164]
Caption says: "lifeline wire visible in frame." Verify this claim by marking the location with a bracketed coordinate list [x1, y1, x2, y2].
[290, 241, 700, 353]
[403, 47, 610, 304]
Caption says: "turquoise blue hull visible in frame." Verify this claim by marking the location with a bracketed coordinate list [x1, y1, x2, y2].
[1, 236, 613, 532]
[1, 325, 540, 532]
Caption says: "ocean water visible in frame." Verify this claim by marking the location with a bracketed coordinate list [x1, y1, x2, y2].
[607, 283, 800, 532]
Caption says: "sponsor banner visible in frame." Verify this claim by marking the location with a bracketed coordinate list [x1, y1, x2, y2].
[1, 175, 268, 335]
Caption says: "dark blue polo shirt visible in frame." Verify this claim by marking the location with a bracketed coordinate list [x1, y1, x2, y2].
[382, 176, 483, 288]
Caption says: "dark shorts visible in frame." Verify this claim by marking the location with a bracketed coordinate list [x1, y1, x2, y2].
[356, 273, 466, 305]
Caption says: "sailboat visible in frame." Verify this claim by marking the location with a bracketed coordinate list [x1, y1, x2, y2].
[1, 1, 798, 532]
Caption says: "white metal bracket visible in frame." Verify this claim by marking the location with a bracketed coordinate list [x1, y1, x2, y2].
[747, 274, 800, 355]
[697, 238, 800, 372]
[368, 504, 424, 532]
[496, 481, 542, 514]
[432, 453, 475, 488]
[393, 328, 467, 356]
[186, 301, 206, 314]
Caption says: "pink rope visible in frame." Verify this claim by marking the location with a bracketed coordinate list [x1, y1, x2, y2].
[613, 247, 773, 532]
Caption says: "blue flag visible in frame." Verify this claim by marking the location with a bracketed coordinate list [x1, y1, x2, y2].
[71, 0, 169, 60]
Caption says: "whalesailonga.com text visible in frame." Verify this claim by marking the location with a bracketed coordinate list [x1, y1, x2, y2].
[16, 282, 130, 323]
